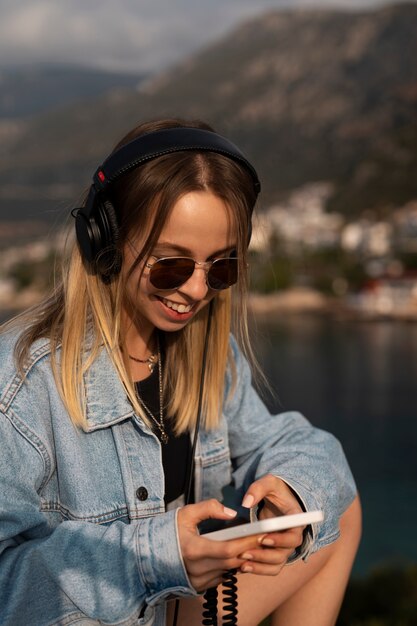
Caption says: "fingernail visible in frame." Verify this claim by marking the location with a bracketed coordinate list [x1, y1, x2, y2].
[240, 553, 253, 560]
[223, 506, 237, 517]
[242, 494, 254, 508]
[241, 564, 253, 573]
[261, 538, 275, 547]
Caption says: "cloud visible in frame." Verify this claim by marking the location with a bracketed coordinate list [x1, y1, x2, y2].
[0, 1, 167, 70]
[0, 0, 414, 72]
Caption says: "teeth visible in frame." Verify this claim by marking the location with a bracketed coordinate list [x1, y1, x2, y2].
[163, 299, 193, 313]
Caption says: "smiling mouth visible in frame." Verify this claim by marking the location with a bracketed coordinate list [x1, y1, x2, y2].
[161, 297, 194, 313]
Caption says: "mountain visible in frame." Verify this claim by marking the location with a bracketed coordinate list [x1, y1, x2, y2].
[0, 63, 147, 119]
[0, 3, 416, 224]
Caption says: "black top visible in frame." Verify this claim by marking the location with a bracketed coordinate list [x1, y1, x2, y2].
[135, 366, 193, 506]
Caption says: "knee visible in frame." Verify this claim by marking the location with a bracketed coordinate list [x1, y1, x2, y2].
[339, 494, 362, 552]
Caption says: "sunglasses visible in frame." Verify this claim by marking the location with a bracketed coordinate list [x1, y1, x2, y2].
[145, 254, 239, 291]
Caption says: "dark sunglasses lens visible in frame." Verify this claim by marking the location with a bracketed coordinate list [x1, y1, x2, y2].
[149, 258, 195, 289]
[207, 258, 238, 290]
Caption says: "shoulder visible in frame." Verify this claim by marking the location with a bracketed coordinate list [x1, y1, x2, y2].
[229, 333, 253, 373]
[224, 333, 252, 399]
[0, 325, 54, 414]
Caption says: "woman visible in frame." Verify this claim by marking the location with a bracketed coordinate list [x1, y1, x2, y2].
[0, 118, 361, 626]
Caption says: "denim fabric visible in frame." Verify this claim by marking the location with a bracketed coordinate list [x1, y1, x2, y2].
[0, 329, 356, 625]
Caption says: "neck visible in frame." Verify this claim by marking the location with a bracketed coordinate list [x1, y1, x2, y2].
[121, 308, 156, 360]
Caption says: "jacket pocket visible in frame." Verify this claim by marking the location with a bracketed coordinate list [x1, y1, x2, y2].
[198, 440, 232, 501]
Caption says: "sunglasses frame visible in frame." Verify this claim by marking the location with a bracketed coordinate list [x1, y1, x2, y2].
[145, 254, 240, 291]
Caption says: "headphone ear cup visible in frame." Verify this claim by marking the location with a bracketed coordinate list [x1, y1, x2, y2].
[94, 199, 122, 277]
[75, 197, 122, 278]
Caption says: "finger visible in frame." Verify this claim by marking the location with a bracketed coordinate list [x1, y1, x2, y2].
[240, 560, 287, 577]
[186, 555, 247, 591]
[197, 531, 272, 561]
[179, 499, 237, 529]
[187, 525, 302, 567]
[182, 550, 244, 576]
[242, 475, 305, 516]
[262, 495, 302, 517]
[185, 534, 259, 566]
[239, 546, 293, 566]
[241, 476, 301, 514]
[257, 527, 304, 549]
[241, 474, 279, 509]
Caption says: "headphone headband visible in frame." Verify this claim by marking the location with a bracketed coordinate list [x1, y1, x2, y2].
[88, 127, 260, 209]
[75, 126, 260, 276]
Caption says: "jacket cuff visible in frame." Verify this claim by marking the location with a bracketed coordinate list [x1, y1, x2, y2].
[251, 475, 321, 564]
[276, 475, 322, 563]
[135, 509, 197, 605]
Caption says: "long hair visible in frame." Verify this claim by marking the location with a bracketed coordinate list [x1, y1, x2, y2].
[5, 118, 259, 432]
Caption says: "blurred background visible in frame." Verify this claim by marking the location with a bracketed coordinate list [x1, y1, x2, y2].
[1, 1, 416, 623]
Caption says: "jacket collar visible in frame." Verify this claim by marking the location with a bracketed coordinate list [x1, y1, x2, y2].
[82, 345, 135, 432]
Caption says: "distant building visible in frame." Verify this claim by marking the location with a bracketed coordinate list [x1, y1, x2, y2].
[349, 273, 417, 318]
[251, 182, 344, 252]
[341, 220, 392, 257]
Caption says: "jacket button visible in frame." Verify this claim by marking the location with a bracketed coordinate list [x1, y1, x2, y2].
[136, 486, 148, 501]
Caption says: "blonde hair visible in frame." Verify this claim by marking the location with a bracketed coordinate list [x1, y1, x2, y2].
[4, 119, 259, 433]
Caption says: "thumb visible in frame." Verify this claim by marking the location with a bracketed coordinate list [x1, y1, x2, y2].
[180, 499, 237, 528]
[241, 474, 279, 509]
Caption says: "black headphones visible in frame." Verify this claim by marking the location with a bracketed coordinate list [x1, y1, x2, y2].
[74, 127, 261, 278]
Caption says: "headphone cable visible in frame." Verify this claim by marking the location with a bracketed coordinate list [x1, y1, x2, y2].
[172, 300, 214, 626]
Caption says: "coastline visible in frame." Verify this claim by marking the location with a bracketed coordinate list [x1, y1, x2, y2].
[2, 286, 417, 324]
[248, 287, 417, 322]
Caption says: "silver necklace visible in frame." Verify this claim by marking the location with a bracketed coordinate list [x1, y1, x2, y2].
[136, 343, 168, 444]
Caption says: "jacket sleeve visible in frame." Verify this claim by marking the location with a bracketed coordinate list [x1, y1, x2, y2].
[0, 411, 195, 626]
[224, 337, 357, 557]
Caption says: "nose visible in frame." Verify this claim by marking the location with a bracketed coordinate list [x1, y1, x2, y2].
[178, 265, 210, 300]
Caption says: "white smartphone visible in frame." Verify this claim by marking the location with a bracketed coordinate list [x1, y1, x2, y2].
[203, 510, 324, 541]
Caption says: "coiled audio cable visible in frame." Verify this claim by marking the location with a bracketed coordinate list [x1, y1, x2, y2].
[202, 586, 218, 625]
[173, 301, 239, 625]
[222, 569, 238, 625]
[202, 567, 238, 626]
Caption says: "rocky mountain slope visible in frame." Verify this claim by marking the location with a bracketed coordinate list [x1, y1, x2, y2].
[0, 2, 416, 223]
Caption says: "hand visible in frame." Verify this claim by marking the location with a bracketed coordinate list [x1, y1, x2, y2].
[177, 499, 271, 591]
[238, 474, 305, 576]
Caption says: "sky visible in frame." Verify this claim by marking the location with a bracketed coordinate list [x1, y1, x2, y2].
[0, 0, 414, 73]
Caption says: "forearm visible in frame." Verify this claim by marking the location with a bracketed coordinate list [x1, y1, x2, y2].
[0, 511, 194, 625]
[232, 414, 356, 558]
[225, 341, 357, 556]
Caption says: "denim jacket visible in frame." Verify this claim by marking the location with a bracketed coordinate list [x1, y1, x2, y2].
[0, 329, 356, 626]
